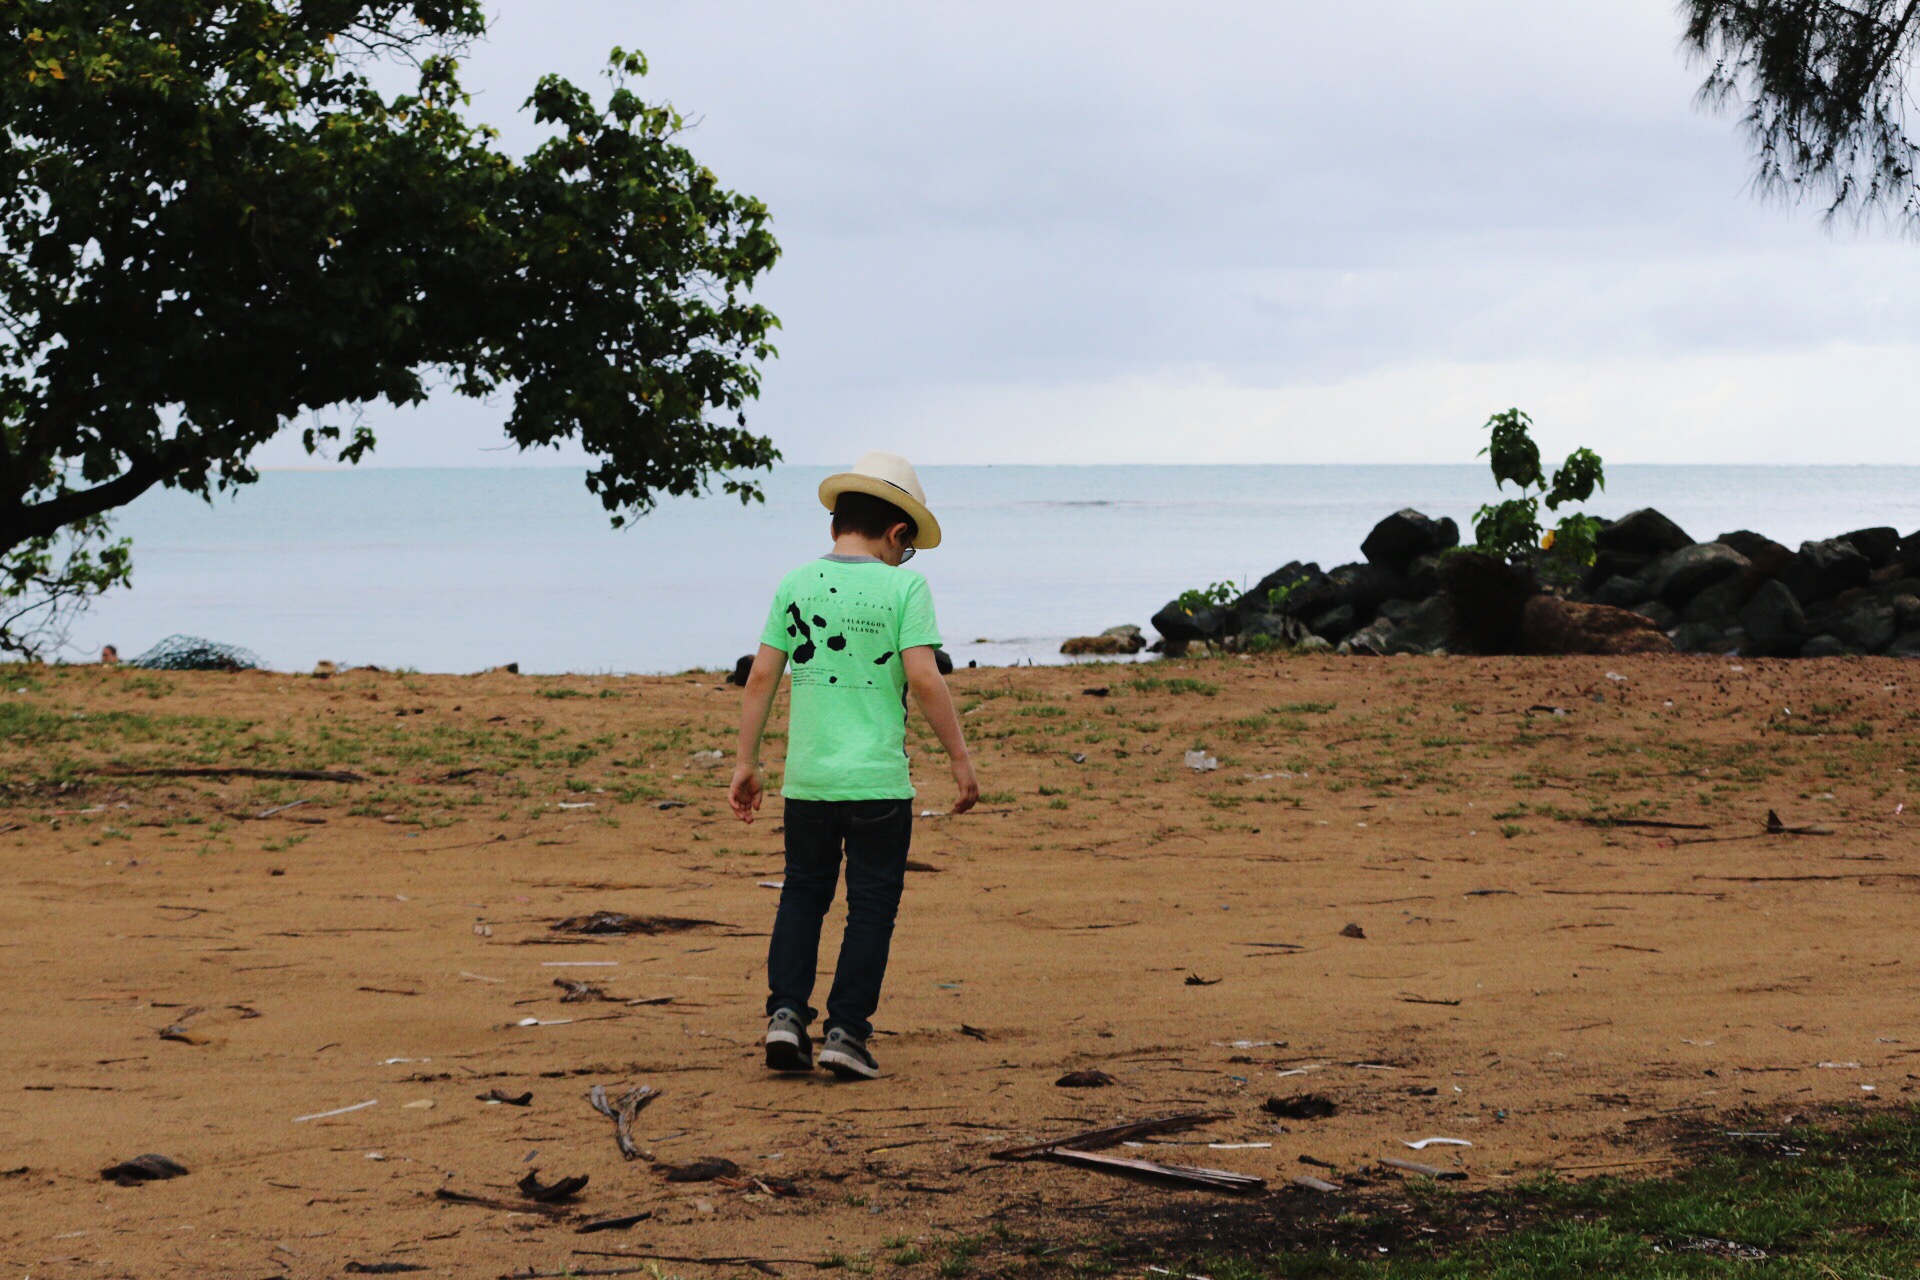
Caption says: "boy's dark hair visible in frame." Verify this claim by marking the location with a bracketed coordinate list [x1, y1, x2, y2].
[832, 490, 917, 542]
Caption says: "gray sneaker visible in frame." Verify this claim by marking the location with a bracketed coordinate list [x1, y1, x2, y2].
[765, 1009, 812, 1073]
[818, 1027, 880, 1080]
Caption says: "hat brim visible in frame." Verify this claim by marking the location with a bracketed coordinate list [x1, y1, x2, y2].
[818, 474, 942, 550]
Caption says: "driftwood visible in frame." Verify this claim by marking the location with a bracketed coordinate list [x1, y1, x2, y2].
[1573, 816, 1711, 831]
[992, 1111, 1230, 1160]
[517, 1170, 588, 1202]
[1292, 1175, 1341, 1192]
[433, 1188, 569, 1217]
[1042, 1147, 1266, 1193]
[586, 1084, 659, 1161]
[1380, 1156, 1466, 1181]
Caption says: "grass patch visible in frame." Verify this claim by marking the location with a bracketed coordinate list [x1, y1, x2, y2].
[1124, 1109, 1920, 1279]
[1130, 675, 1219, 697]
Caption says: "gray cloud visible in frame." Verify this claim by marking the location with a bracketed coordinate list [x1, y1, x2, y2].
[256, 0, 1920, 470]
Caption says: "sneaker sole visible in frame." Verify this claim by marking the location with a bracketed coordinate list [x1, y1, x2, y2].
[765, 1034, 812, 1073]
[819, 1047, 880, 1080]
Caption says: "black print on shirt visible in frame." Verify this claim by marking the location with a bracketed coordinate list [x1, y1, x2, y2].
[786, 603, 816, 664]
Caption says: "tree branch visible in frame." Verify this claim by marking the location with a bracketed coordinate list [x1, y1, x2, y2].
[0, 455, 166, 555]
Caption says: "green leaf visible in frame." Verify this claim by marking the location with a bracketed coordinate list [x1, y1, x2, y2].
[1472, 497, 1541, 565]
[1479, 408, 1543, 492]
[1545, 447, 1605, 511]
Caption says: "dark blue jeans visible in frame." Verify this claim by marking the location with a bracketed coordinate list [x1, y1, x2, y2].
[765, 797, 913, 1041]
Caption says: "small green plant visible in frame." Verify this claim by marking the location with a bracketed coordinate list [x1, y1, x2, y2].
[1472, 408, 1605, 584]
[1264, 574, 1312, 613]
[1175, 581, 1236, 616]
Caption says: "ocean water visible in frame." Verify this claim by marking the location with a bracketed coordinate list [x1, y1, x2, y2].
[64, 464, 1920, 674]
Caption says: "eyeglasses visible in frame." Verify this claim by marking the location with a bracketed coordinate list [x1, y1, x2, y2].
[899, 546, 916, 563]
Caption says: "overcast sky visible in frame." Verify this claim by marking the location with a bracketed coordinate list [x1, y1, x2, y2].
[258, 1, 1920, 469]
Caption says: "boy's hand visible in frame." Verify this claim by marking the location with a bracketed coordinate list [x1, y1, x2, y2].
[729, 764, 765, 823]
[949, 758, 979, 815]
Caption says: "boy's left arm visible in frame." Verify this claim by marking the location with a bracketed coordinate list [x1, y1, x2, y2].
[729, 644, 788, 823]
[902, 646, 978, 814]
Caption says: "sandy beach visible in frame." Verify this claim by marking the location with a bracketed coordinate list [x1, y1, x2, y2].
[2, 654, 1915, 1277]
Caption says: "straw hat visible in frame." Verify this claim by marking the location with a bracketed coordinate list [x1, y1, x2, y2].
[818, 451, 942, 549]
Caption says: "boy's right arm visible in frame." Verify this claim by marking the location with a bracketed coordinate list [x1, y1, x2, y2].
[729, 644, 788, 823]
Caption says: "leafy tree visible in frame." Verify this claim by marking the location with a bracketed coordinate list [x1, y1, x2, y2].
[1, 1, 780, 656]
[1471, 409, 1605, 585]
[1683, 0, 1920, 228]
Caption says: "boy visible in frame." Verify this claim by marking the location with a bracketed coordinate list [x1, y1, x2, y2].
[729, 451, 979, 1081]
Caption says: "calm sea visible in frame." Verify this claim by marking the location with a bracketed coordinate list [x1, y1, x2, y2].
[65, 465, 1920, 674]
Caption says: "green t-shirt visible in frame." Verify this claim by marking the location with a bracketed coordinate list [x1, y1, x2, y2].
[759, 555, 943, 800]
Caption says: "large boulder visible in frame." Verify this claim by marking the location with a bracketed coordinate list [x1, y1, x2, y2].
[1338, 621, 1394, 656]
[1404, 553, 1447, 598]
[1780, 538, 1872, 605]
[1895, 529, 1920, 575]
[1670, 622, 1741, 654]
[1383, 595, 1456, 655]
[1597, 508, 1694, 557]
[1522, 597, 1674, 656]
[1838, 526, 1901, 569]
[1228, 561, 1329, 632]
[1306, 603, 1359, 642]
[1738, 580, 1806, 657]
[1061, 625, 1147, 656]
[1800, 634, 1864, 658]
[1681, 576, 1752, 629]
[1651, 542, 1750, 607]
[1589, 574, 1649, 608]
[1361, 510, 1460, 575]
[1151, 599, 1226, 644]
[1716, 530, 1794, 582]
[1888, 630, 1920, 658]
[1895, 593, 1920, 633]
[1586, 548, 1654, 588]
[1631, 599, 1679, 631]
[1826, 598, 1897, 653]
[1326, 562, 1408, 619]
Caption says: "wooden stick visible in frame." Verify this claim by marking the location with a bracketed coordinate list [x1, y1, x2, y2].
[1572, 816, 1710, 830]
[1292, 1175, 1340, 1193]
[432, 1188, 569, 1217]
[587, 1084, 659, 1161]
[1380, 1156, 1466, 1181]
[991, 1111, 1230, 1161]
[1041, 1147, 1266, 1193]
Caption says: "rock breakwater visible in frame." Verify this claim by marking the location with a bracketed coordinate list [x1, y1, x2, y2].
[1133, 508, 1920, 659]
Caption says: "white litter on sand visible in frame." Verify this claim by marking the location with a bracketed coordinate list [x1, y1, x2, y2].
[293, 1099, 378, 1123]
